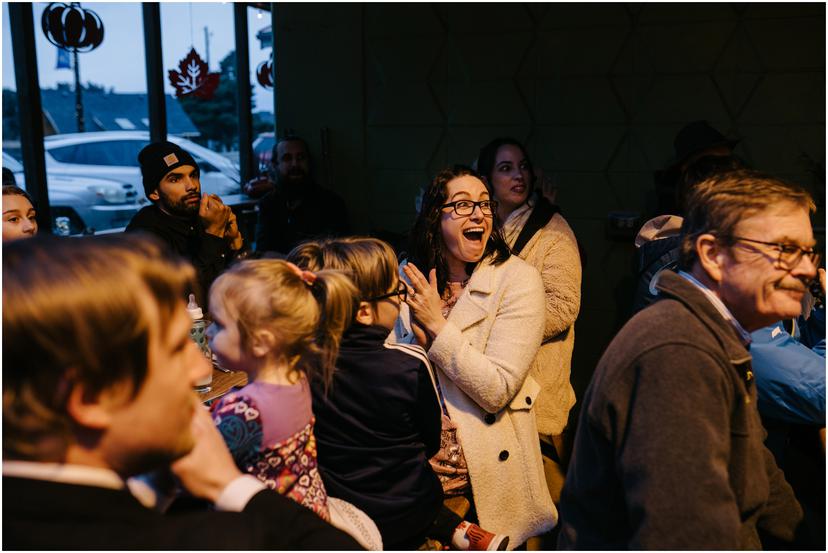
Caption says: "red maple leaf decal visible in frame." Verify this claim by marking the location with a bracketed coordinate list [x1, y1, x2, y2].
[168, 47, 221, 100]
[257, 55, 273, 89]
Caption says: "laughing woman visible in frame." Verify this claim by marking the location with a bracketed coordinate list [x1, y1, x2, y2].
[400, 165, 556, 548]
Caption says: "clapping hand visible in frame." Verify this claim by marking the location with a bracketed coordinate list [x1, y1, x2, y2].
[403, 263, 446, 340]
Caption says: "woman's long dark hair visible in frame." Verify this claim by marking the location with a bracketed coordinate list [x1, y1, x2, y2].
[476, 137, 537, 198]
[408, 165, 511, 296]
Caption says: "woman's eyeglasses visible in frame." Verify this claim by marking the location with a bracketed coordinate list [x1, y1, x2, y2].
[441, 200, 498, 217]
[367, 282, 408, 302]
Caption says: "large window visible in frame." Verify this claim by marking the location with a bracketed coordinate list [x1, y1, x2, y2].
[35, 3, 149, 134]
[4, 2, 268, 235]
[2, 4, 21, 161]
[248, 5, 275, 173]
[30, 2, 149, 233]
[161, 2, 241, 196]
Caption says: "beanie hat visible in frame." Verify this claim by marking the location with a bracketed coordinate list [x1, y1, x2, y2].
[138, 141, 197, 197]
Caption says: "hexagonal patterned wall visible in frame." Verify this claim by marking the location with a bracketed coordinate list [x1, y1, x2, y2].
[273, 3, 825, 400]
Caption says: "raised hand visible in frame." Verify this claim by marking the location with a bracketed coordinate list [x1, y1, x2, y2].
[199, 194, 231, 237]
[403, 263, 446, 339]
[170, 404, 242, 504]
[225, 210, 244, 251]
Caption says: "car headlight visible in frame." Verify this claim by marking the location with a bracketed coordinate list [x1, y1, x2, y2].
[88, 185, 127, 204]
[51, 207, 86, 235]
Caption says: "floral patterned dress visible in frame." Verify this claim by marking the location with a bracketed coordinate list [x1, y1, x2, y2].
[211, 378, 330, 520]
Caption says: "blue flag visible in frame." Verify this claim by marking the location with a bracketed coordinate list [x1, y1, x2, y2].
[56, 47, 71, 70]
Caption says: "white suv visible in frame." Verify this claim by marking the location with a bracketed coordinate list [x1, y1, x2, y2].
[43, 131, 242, 202]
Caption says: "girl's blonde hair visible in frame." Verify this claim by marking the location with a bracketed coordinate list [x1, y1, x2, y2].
[209, 259, 357, 388]
[288, 237, 399, 302]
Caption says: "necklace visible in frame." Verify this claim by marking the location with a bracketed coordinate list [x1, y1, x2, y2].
[441, 279, 470, 317]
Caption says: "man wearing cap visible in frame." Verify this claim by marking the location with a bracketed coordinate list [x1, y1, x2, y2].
[127, 141, 244, 307]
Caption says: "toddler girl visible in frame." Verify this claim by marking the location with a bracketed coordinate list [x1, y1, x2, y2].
[207, 259, 357, 520]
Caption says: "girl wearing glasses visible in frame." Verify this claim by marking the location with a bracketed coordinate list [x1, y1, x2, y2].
[288, 237, 508, 550]
[476, 138, 582, 491]
[402, 166, 557, 548]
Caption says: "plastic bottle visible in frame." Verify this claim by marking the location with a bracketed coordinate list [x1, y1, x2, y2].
[187, 294, 213, 392]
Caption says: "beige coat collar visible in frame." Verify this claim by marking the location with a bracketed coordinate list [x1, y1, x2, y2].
[450, 257, 497, 332]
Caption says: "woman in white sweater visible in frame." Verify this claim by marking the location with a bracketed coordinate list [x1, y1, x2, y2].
[402, 166, 556, 548]
[477, 138, 582, 452]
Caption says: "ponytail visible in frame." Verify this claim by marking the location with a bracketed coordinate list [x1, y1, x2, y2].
[209, 259, 357, 391]
[306, 269, 358, 390]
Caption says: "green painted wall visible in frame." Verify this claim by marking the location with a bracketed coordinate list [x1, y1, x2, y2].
[273, 3, 825, 404]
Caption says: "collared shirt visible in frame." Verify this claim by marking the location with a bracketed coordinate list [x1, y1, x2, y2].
[678, 270, 752, 346]
[3, 460, 265, 512]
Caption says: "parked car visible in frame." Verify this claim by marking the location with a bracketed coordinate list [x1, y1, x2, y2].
[3, 152, 145, 235]
[42, 131, 242, 202]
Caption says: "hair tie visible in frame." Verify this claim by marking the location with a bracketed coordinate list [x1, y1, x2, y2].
[286, 261, 317, 287]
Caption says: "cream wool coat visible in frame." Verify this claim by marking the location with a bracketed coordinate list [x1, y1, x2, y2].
[426, 255, 557, 547]
[505, 212, 581, 436]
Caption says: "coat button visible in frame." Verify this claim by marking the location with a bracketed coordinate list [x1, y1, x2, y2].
[525, 396, 532, 405]
[484, 413, 496, 425]
[499, 450, 509, 461]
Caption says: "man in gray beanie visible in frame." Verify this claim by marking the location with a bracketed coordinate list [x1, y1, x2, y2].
[126, 141, 244, 307]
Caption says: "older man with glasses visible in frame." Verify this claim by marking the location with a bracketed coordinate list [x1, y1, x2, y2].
[559, 169, 817, 549]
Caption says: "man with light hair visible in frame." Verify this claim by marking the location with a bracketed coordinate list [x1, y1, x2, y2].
[2, 234, 360, 550]
[559, 170, 816, 549]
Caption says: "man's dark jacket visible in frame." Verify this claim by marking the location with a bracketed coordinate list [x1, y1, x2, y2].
[255, 184, 349, 255]
[3, 476, 361, 550]
[126, 204, 235, 307]
[558, 271, 803, 549]
[311, 324, 443, 549]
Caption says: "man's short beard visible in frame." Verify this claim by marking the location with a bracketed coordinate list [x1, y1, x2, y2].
[157, 190, 200, 218]
[277, 170, 311, 196]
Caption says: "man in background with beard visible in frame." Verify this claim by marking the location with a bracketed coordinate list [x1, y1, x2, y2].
[127, 141, 244, 307]
[254, 135, 350, 255]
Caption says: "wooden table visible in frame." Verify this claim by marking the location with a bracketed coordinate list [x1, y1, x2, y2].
[198, 367, 247, 404]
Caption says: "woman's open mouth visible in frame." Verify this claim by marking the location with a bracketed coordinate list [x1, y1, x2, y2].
[462, 227, 486, 242]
